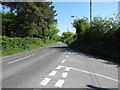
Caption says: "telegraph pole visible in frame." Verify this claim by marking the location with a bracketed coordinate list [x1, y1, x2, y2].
[90, 0, 92, 22]
[118, 1, 120, 27]
[67, 28, 69, 32]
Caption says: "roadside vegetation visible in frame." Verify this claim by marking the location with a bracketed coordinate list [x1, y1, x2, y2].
[61, 16, 120, 64]
[1, 2, 60, 57]
[61, 31, 76, 45]
[1, 36, 57, 57]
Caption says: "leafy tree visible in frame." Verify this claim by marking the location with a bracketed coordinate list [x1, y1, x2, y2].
[70, 16, 120, 63]
[61, 31, 75, 44]
[53, 34, 61, 41]
[2, 2, 57, 39]
[72, 17, 89, 39]
[48, 24, 59, 40]
[2, 12, 16, 37]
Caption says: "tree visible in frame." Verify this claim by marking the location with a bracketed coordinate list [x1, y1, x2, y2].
[72, 17, 89, 39]
[70, 16, 120, 63]
[2, 2, 57, 38]
[2, 12, 16, 37]
[61, 31, 75, 44]
[48, 24, 59, 40]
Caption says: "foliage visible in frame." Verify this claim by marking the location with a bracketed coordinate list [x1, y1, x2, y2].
[2, 12, 16, 37]
[1, 36, 56, 56]
[2, 2, 59, 40]
[61, 31, 76, 44]
[69, 16, 120, 63]
[53, 34, 61, 41]
[1, 2, 60, 56]
[72, 17, 89, 39]
[48, 24, 60, 40]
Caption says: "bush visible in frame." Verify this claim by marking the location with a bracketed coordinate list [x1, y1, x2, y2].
[1, 36, 56, 56]
[1, 36, 44, 50]
[69, 16, 120, 64]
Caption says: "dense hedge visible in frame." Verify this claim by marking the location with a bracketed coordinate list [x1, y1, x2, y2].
[1, 36, 44, 50]
[1, 36, 55, 56]
[69, 17, 120, 64]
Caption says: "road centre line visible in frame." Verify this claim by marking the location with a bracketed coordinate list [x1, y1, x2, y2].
[68, 52, 70, 55]
[55, 79, 64, 88]
[55, 65, 63, 70]
[62, 72, 68, 78]
[8, 54, 35, 64]
[65, 67, 71, 71]
[49, 71, 57, 76]
[66, 55, 68, 58]
[61, 65, 120, 82]
[61, 60, 65, 63]
[40, 78, 51, 86]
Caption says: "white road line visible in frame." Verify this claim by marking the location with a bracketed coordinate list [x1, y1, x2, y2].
[68, 52, 70, 55]
[49, 71, 57, 76]
[56, 65, 63, 70]
[62, 65, 120, 82]
[70, 67, 120, 82]
[66, 55, 68, 58]
[40, 78, 51, 86]
[55, 79, 64, 88]
[61, 60, 65, 63]
[8, 54, 35, 64]
[62, 72, 68, 78]
[65, 67, 71, 71]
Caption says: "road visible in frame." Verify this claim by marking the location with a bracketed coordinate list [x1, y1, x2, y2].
[1, 42, 119, 89]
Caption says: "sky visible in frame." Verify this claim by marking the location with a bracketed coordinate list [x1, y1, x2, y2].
[53, 2, 118, 35]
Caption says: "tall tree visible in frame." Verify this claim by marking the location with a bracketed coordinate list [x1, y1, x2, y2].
[2, 2, 57, 38]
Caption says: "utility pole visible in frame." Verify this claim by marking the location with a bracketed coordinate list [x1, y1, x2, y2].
[90, 0, 92, 22]
[118, 1, 120, 27]
[67, 28, 69, 32]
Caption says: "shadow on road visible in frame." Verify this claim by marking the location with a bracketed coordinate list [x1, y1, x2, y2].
[50, 46, 70, 52]
[102, 61, 118, 65]
[71, 48, 119, 66]
[50, 45, 119, 66]
[87, 85, 117, 90]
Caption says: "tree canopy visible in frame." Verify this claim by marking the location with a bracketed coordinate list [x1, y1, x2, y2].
[2, 2, 59, 41]
[70, 16, 120, 63]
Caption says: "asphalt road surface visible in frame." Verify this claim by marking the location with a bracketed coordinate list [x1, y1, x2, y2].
[1, 42, 119, 89]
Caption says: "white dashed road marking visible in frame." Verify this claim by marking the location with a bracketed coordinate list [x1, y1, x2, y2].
[62, 72, 68, 78]
[66, 55, 68, 58]
[68, 52, 70, 55]
[49, 71, 57, 76]
[61, 60, 65, 63]
[56, 65, 63, 70]
[55, 79, 64, 88]
[65, 67, 71, 71]
[40, 78, 51, 86]
[8, 54, 35, 64]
